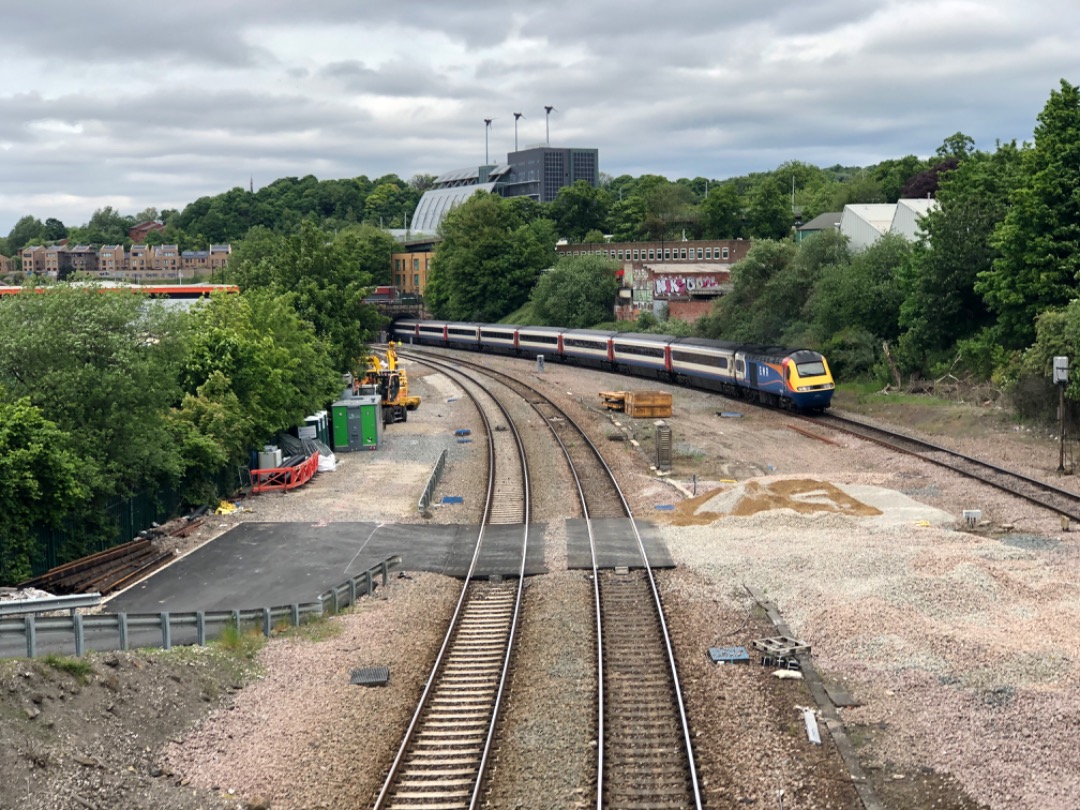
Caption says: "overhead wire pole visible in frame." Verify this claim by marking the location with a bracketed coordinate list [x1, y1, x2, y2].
[513, 112, 524, 152]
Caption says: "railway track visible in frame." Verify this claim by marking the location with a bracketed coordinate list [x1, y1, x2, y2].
[372, 359, 529, 810]
[809, 411, 1080, 523]
[401, 349, 703, 809]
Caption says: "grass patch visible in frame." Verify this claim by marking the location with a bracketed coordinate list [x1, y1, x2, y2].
[41, 654, 94, 683]
[274, 612, 343, 644]
[213, 622, 267, 660]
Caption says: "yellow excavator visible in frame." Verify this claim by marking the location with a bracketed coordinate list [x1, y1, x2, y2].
[356, 341, 421, 424]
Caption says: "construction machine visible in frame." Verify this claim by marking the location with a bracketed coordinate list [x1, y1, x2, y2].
[356, 341, 421, 425]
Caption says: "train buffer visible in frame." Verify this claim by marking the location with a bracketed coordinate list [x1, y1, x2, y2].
[598, 390, 672, 418]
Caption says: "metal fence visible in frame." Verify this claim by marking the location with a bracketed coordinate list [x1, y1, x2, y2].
[417, 449, 448, 514]
[0, 556, 401, 659]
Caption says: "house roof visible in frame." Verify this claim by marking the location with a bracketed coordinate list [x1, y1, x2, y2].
[797, 212, 842, 231]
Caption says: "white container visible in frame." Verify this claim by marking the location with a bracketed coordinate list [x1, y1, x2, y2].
[258, 445, 283, 470]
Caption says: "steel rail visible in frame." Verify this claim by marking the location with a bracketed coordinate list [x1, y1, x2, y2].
[402, 347, 704, 810]
[810, 411, 1080, 522]
[371, 355, 530, 810]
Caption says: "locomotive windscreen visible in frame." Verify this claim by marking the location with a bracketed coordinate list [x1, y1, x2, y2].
[796, 360, 827, 376]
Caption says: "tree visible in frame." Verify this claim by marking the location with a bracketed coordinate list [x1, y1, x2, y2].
[697, 240, 797, 342]
[896, 143, 1025, 374]
[231, 221, 384, 372]
[873, 156, 927, 202]
[808, 233, 910, 346]
[0, 399, 89, 584]
[529, 254, 620, 328]
[426, 192, 556, 322]
[171, 290, 340, 498]
[641, 182, 696, 241]
[44, 217, 68, 241]
[977, 80, 1080, 349]
[0, 286, 186, 500]
[936, 132, 976, 161]
[6, 215, 46, 253]
[551, 180, 610, 242]
[745, 179, 793, 240]
[699, 182, 742, 239]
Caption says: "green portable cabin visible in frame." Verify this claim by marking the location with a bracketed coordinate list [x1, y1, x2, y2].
[331, 395, 382, 451]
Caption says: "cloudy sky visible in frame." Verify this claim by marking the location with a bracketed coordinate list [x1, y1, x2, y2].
[1, 0, 1077, 236]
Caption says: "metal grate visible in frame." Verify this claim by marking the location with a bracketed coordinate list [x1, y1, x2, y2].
[350, 666, 390, 686]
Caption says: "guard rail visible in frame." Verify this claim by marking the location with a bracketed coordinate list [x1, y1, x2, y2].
[0, 556, 400, 659]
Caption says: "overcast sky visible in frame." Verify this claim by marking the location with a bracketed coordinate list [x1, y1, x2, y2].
[1, 0, 1077, 237]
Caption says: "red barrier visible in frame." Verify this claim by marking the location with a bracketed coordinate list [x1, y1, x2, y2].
[251, 451, 319, 494]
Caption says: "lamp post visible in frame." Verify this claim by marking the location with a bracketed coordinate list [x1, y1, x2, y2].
[484, 118, 493, 164]
[544, 105, 556, 145]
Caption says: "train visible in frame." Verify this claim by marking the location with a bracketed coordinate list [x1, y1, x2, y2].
[392, 319, 836, 411]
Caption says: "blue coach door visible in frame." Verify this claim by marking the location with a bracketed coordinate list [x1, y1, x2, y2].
[748, 361, 758, 388]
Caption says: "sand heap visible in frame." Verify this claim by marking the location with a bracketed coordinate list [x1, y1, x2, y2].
[667, 476, 956, 528]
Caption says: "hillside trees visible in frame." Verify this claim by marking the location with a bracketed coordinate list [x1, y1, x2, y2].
[977, 80, 1080, 349]
[425, 192, 556, 322]
[551, 180, 611, 242]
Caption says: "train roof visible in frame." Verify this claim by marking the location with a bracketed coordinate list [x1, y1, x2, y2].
[562, 329, 618, 338]
[612, 332, 680, 344]
[516, 325, 567, 334]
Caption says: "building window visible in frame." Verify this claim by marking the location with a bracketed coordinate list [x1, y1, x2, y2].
[631, 249, 637, 260]
[648, 249, 655, 260]
[722, 247, 729, 259]
[680, 248, 687, 260]
[413, 258, 420, 271]
[705, 247, 712, 259]
[665, 249, 671, 260]
[414, 273, 420, 287]
[617, 250, 623, 259]
[697, 248, 703, 259]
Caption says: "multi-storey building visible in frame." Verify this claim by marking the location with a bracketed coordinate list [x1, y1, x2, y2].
[20, 245, 46, 275]
[411, 144, 600, 234]
[153, 245, 181, 277]
[99, 245, 125, 275]
[128, 245, 151, 274]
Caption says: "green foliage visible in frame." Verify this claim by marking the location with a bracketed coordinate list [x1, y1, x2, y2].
[808, 233, 909, 346]
[699, 182, 743, 239]
[172, 290, 340, 497]
[978, 80, 1080, 349]
[551, 180, 611, 242]
[426, 193, 557, 322]
[42, 654, 94, 683]
[896, 142, 1025, 374]
[231, 220, 385, 372]
[818, 327, 880, 381]
[697, 240, 797, 342]
[215, 621, 267, 660]
[0, 287, 186, 500]
[0, 399, 89, 583]
[529, 254, 620, 328]
[6, 216, 47, 254]
[745, 178, 794, 240]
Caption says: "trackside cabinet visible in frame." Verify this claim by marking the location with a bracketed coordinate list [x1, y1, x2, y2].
[331, 396, 382, 452]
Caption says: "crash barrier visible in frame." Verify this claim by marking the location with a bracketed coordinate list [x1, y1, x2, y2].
[0, 556, 400, 659]
[0, 593, 102, 617]
[418, 449, 448, 514]
[251, 450, 319, 494]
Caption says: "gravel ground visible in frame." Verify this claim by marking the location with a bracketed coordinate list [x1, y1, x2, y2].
[5, 350, 1080, 810]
